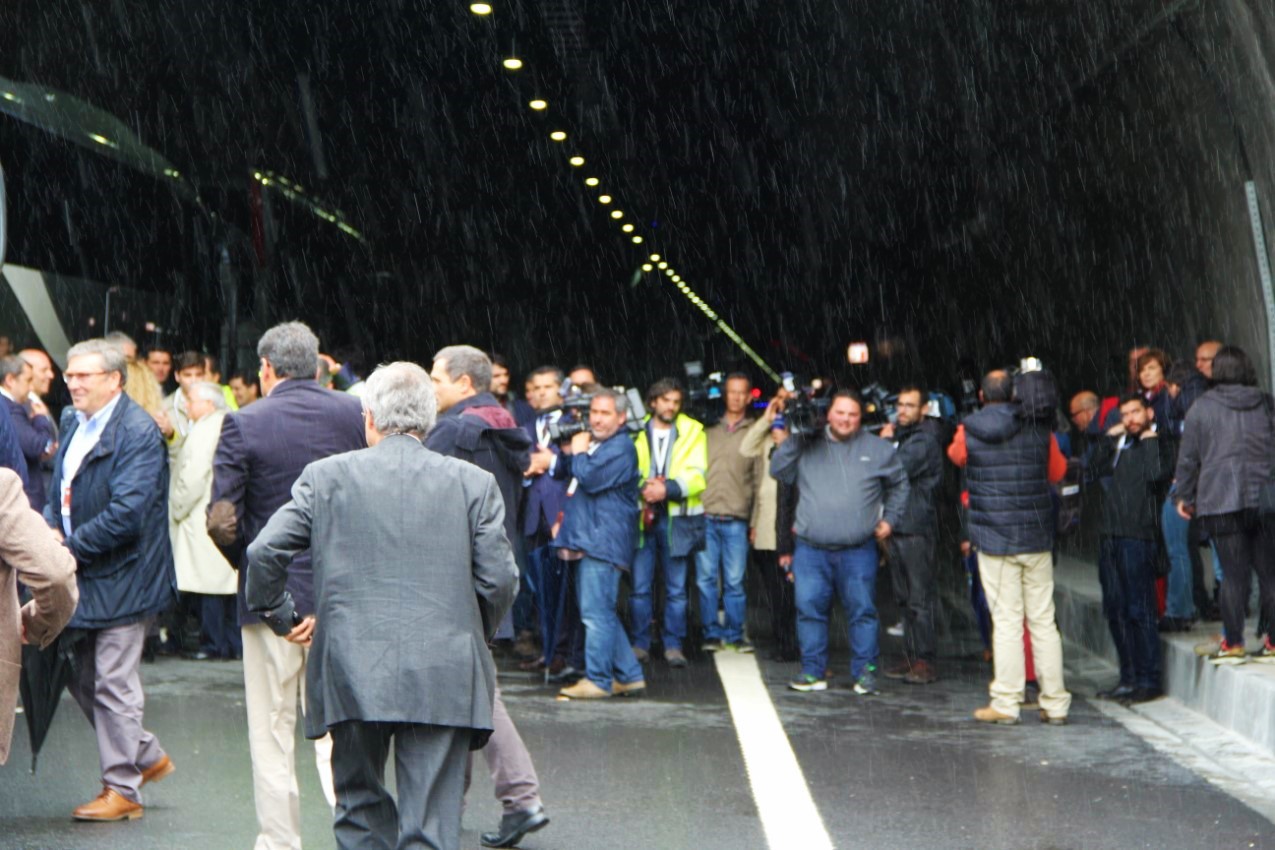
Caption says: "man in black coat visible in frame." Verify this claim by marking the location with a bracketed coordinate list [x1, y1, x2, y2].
[208, 321, 365, 850]
[1090, 394, 1174, 704]
[44, 339, 177, 822]
[426, 345, 550, 850]
[879, 385, 945, 685]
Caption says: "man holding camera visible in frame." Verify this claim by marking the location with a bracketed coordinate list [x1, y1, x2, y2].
[630, 378, 708, 668]
[771, 389, 909, 696]
[878, 385, 945, 684]
[554, 387, 646, 699]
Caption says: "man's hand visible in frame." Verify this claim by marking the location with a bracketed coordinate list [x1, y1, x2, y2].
[154, 409, 174, 439]
[569, 431, 592, 456]
[778, 553, 794, 583]
[642, 478, 667, 504]
[29, 396, 50, 419]
[878, 422, 895, 439]
[1106, 423, 1126, 437]
[749, 527, 757, 545]
[874, 520, 893, 541]
[960, 540, 972, 558]
[1139, 429, 1159, 440]
[286, 615, 315, 647]
[1176, 500, 1194, 521]
[525, 447, 554, 477]
[19, 622, 28, 645]
[764, 396, 786, 423]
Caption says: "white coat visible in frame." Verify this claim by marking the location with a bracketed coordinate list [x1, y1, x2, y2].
[169, 411, 236, 594]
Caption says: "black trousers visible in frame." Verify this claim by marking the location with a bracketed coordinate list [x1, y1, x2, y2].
[751, 550, 797, 657]
[1204, 513, 1275, 648]
[331, 721, 470, 850]
[886, 533, 938, 664]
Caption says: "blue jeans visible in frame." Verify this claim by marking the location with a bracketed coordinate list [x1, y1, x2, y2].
[1161, 494, 1195, 619]
[695, 518, 750, 642]
[1098, 537, 1161, 689]
[792, 539, 880, 679]
[578, 556, 644, 690]
[629, 513, 689, 651]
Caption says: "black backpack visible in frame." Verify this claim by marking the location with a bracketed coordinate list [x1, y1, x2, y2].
[1013, 369, 1059, 423]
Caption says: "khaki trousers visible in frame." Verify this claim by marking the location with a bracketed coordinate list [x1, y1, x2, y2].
[242, 623, 336, 850]
[977, 552, 1072, 719]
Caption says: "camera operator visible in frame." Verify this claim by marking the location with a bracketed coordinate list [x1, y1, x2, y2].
[878, 385, 945, 685]
[630, 378, 708, 668]
[771, 388, 909, 696]
[553, 387, 646, 699]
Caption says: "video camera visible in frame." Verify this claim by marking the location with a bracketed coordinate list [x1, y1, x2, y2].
[547, 379, 648, 441]
[778, 372, 830, 439]
[682, 361, 725, 423]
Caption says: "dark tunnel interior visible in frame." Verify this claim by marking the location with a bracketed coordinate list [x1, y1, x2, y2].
[3, 0, 1275, 399]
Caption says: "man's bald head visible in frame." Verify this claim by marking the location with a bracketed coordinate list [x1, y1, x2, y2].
[1069, 391, 1100, 430]
[981, 370, 1013, 404]
[1196, 340, 1222, 380]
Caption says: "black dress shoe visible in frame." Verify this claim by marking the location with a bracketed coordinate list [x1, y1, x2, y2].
[480, 805, 549, 848]
[1095, 684, 1135, 700]
[1121, 687, 1164, 705]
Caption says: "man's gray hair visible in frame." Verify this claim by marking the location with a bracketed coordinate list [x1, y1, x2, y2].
[67, 338, 129, 387]
[433, 345, 492, 394]
[257, 321, 320, 380]
[0, 355, 29, 382]
[593, 385, 629, 415]
[362, 362, 438, 435]
[190, 381, 228, 410]
[103, 331, 136, 353]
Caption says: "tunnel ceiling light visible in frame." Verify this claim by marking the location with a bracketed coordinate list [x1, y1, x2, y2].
[584, 177, 599, 186]
[649, 253, 661, 262]
[610, 210, 623, 219]
[529, 99, 548, 110]
[642, 263, 653, 272]
[622, 223, 634, 232]
[672, 275, 681, 282]
[470, 2, 493, 13]
[632, 235, 643, 243]
[550, 130, 567, 141]
[88, 132, 118, 148]
[569, 156, 585, 167]
[665, 269, 675, 276]
[597, 194, 612, 204]
[503, 57, 523, 70]
[657, 261, 668, 269]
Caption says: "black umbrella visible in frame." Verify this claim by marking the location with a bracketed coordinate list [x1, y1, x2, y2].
[18, 629, 83, 774]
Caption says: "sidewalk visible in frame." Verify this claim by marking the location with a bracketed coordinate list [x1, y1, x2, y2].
[1052, 553, 1275, 758]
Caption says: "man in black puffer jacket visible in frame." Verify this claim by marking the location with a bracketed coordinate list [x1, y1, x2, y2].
[948, 369, 1071, 727]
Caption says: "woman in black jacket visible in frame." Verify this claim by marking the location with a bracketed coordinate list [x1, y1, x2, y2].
[1174, 346, 1275, 665]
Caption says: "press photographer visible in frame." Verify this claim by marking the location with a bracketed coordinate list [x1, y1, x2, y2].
[770, 388, 909, 696]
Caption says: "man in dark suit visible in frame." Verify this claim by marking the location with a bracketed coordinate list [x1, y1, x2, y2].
[521, 366, 582, 677]
[43, 339, 177, 821]
[246, 361, 518, 850]
[2, 355, 56, 510]
[208, 321, 365, 850]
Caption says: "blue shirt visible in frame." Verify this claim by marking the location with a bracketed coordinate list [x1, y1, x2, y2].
[59, 392, 124, 535]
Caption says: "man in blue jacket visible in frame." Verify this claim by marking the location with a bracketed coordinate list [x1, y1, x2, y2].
[44, 339, 177, 822]
[555, 387, 646, 699]
[1, 355, 54, 509]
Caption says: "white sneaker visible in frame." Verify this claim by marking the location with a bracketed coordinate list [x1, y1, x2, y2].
[886, 620, 905, 638]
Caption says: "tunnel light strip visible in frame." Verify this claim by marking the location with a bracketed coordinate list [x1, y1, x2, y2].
[252, 169, 365, 242]
[465, 3, 782, 382]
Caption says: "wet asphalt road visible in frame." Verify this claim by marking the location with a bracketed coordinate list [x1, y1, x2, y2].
[2, 630, 1272, 849]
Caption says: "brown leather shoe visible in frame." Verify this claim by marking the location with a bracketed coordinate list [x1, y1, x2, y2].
[140, 754, 175, 786]
[903, 660, 938, 685]
[973, 705, 1020, 725]
[882, 659, 913, 680]
[611, 679, 647, 697]
[72, 788, 144, 822]
[558, 679, 611, 700]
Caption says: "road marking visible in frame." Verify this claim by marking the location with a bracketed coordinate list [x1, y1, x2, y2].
[713, 651, 835, 850]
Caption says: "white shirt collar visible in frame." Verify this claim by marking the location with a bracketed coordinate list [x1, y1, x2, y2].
[76, 391, 124, 429]
[0, 388, 13, 402]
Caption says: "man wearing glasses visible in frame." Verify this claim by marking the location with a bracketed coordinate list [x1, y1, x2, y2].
[44, 338, 178, 821]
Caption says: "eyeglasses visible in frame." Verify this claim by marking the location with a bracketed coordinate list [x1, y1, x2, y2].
[64, 370, 109, 384]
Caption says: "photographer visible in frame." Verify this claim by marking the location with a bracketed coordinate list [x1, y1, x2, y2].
[878, 385, 944, 685]
[553, 387, 646, 700]
[771, 388, 909, 696]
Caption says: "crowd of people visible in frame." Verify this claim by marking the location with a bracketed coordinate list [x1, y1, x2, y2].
[1, 322, 1273, 849]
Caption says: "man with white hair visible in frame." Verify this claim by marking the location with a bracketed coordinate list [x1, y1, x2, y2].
[208, 321, 365, 850]
[247, 362, 518, 850]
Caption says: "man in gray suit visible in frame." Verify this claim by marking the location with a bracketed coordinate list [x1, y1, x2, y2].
[245, 362, 519, 850]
